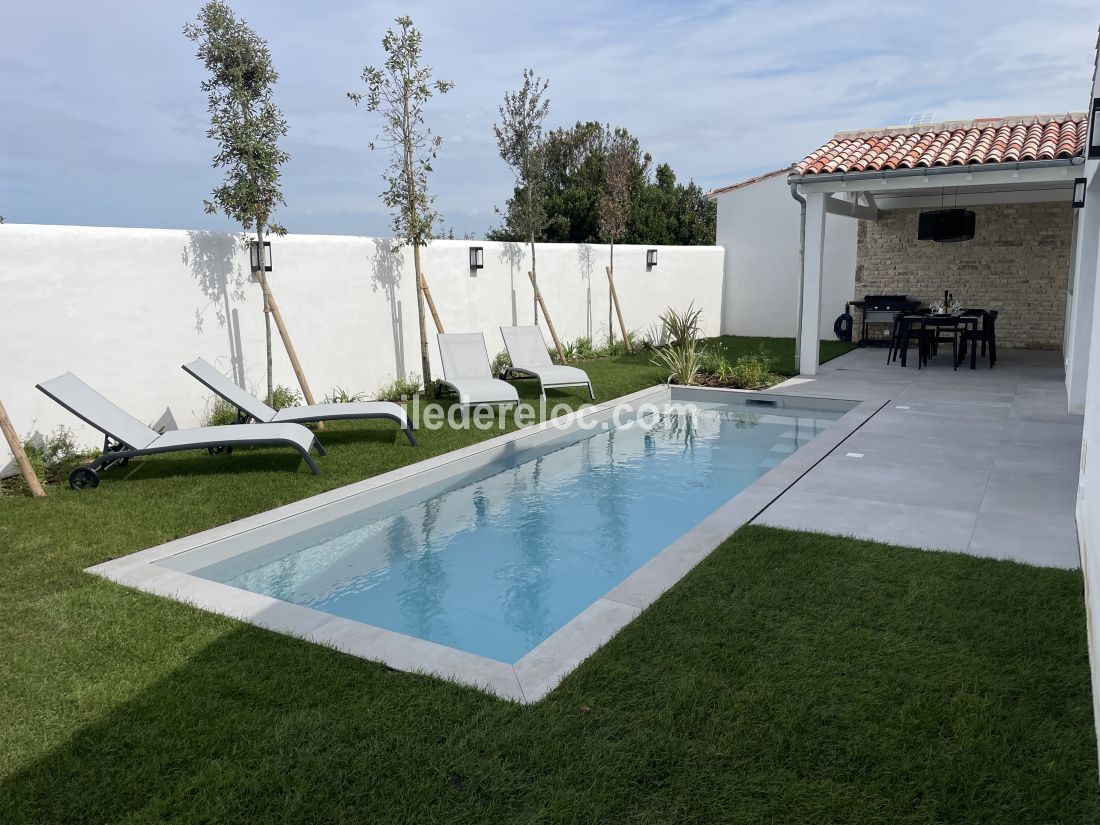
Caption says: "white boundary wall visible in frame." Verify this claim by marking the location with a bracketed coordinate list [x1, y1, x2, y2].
[0, 224, 722, 461]
[712, 169, 856, 340]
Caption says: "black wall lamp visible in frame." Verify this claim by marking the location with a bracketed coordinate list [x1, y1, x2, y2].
[1073, 178, 1087, 209]
[646, 249, 658, 268]
[469, 246, 484, 270]
[249, 240, 272, 272]
[1090, 98, 1100, 160]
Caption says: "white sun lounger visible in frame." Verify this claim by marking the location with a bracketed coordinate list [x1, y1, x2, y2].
[183, 357, 416, 445]
[436, 333, 520, 406]
[500, 325, 595, 399]
[36, 372, 324, 488]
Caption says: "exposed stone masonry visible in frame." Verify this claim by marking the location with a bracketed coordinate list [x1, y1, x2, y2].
[854, 202, 1073, 349]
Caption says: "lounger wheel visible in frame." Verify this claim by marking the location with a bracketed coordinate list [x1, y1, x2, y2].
[207, 445, 234, 457]
[68, 465, 100, 490]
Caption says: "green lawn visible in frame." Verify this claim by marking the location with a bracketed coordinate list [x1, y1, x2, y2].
[705, 335, 856, 375]
[1, 337, 1096, 824]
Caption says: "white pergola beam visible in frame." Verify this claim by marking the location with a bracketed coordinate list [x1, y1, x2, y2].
[824, 194, 878, 221]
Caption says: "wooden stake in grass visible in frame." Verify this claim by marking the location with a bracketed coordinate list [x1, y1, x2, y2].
[0, 399, 45, 498]
[605, 265, 633, 353]
[527, 271, 566, 363]
[420, 272, 445, 334]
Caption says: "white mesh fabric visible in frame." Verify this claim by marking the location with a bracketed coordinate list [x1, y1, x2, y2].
[501, 326, 553, 368]
[438, 334, 492, 380]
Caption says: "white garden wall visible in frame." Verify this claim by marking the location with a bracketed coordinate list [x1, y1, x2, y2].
[712, 169, 856, 340]
[0, 224, 722, 461]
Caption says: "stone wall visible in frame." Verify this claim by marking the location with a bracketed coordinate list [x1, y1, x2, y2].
[854, 202, 1073, 348]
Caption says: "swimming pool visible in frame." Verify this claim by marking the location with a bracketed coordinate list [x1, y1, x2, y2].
[90, 386, 876, 701]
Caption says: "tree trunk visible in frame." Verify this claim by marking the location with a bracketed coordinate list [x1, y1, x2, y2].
[254, 228, 318, 410]
[530, 234, 538, 325]
[608, 242, 615, 344]
[412, 243, 432, 386]
[0, 399, 45, 497]
[402, 82, 432, 389]
[263, 291, 273, 405]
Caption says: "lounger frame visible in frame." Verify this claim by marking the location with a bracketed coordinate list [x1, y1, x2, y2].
[182, 359, 418, 445]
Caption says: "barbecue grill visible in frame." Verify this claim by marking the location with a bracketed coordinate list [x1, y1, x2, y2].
[849, 295, 921, 346]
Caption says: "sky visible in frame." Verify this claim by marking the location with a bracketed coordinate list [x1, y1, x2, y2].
[1, 0, 1097, 238]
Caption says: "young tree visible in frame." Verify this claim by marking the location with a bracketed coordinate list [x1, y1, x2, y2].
[184, 0, 316, 407]
[598, 129, 633, 346]
[349, 16, 453, 387]
[494, 69, 550, 324]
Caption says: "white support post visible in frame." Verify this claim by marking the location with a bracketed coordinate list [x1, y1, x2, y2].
[1068, 178, 1100, 413]
[799, 192, 827, 376]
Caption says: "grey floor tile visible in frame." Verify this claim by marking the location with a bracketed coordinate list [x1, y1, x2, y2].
[992, 441, 1082, 475]
[967, 513, 1080, 569]
[979, 470, 1080, 521]
[756, 490, 978, 552]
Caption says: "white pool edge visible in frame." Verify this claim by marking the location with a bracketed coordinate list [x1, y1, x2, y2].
[87, 385, 884, 704]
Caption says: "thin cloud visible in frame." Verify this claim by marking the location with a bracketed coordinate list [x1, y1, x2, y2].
[1, 0, 1095, 236]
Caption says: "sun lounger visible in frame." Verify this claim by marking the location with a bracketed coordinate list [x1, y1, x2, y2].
[36, 372, 324, 488]
[436, 333, 520, 406]
[500, 325, 594, 399]
[183, 358, 416, 445]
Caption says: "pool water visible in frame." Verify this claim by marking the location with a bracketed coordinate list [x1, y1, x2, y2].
[160, 401, 844, 663]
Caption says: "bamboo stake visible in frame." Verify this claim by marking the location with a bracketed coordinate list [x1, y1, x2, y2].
[527, 271, 567, 363]
[605, 265, 633, 353]
[420, 271, 445, 334]
[0, 399, 45, 498]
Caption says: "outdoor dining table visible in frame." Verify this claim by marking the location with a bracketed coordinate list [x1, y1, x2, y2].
[897, 313, 980, 370]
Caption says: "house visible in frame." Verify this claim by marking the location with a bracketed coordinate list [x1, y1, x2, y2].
[711, 78, 1100, 773]
[710, 114, 1082, 371]
[708, 167, 856, 341]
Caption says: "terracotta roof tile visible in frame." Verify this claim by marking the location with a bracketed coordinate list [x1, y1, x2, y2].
[793, 113, 1085, 176]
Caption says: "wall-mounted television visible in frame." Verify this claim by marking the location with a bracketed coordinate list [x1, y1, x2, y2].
[917, 209, 976, 243]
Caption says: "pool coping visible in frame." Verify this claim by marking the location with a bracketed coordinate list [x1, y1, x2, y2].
[87, 385, 884, 704]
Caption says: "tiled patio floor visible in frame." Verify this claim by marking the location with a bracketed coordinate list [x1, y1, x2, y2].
[758, 346, 1083, 568]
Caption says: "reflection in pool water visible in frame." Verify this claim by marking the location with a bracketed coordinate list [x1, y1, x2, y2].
[172, 402, 842, 663]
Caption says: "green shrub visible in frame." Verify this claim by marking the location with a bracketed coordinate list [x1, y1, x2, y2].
[651, 340, 707, 385]
[323, 386, 368, 404]
[2, 426, 88, 493]
[270, 384, 302, 410]
[657, 303, 703, 347]
[491, 350, 512, 377]
[204, 397, 240, 427]
[699, 349, 731, 377]
[375, 372, 422, 401]
[722, 350, 781, 389]
[604, 335, 627, 357]
[573, 336, 596, 359]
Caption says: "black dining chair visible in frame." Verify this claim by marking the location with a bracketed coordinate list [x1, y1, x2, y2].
[924, 315, 964, 369]
[958, 309, 998, 367]
[888, 313, 929, 368]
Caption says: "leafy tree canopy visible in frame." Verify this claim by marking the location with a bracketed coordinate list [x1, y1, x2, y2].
[184, 0, 288, 236]
[489, 121, 715, 246]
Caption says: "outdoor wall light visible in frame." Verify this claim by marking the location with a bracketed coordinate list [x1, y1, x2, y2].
[469, 246, 484, 270]
[1073, 177, 1087, 209]
[646, 249, 658, 267]
[249, 240, 272, 272]
[1091, 98, 1100, 160]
